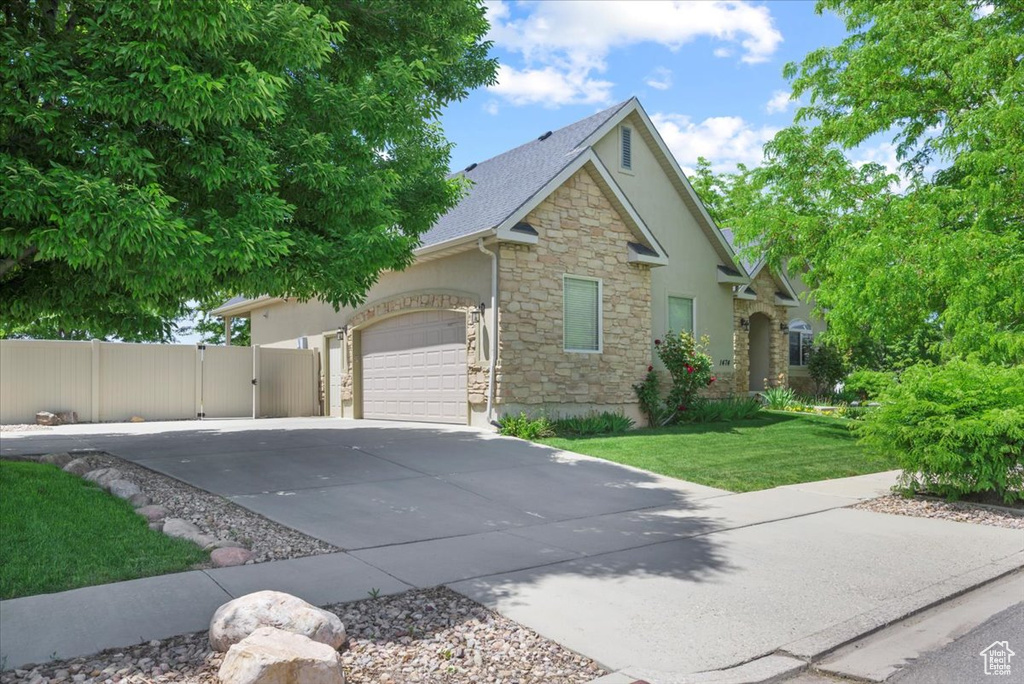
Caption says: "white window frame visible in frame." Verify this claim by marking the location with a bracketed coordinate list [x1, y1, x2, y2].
[788, 320, 814, 367]
[619, 125, 634, 174]
[666, 293, 697, 336]
[563, 274, 603, 354]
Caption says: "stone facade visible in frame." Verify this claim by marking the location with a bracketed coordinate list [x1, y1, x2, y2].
[732, 269, 790, 393]
[496, 167, 652, 415]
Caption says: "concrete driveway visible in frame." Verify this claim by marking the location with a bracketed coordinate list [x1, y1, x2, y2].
[3, 418, 1021, 681]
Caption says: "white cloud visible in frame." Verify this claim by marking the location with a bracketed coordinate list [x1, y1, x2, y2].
[713, 47, 733, 58]
[765, 90, 791, 114]
[490, 64, 613, 107]
[486, 0, 782, 106]
[645, 67, 672, 91]
[483, 100, 500, 115]
[651, 112, 778, 173]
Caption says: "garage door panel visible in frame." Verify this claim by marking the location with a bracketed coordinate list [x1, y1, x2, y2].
[362, 310, 467, 424]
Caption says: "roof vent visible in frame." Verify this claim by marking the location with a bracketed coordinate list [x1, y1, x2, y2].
[538, 131, 552, 141]
[464, 162, 477, 172]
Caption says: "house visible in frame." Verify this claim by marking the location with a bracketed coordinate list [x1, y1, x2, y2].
[213, 98, 824, 426]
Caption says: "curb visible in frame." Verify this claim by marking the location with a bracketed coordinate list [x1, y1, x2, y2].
[590, 654, 806, 684]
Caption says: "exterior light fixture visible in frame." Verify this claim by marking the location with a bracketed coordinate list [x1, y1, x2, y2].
[780, 323, 790, 333]
[471, 302, 486, 324]
[740, 317, 750, 331]
[336, 325, 348, 340]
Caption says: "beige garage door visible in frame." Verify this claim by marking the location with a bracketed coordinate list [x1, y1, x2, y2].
[361, 310, 467, 424]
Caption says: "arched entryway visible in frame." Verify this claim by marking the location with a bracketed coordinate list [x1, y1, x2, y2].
[748, 312, 772, 391]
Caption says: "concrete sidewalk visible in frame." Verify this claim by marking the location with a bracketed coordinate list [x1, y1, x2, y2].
[2, 419, 1021, 682]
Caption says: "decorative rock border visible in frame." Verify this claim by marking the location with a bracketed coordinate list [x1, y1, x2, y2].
[855, 494, 1024, 529]
[6, 450, 337, 566]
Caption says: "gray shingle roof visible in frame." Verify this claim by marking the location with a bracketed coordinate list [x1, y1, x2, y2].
[419, 99, 634, 248]
[719, 228, 761, 274]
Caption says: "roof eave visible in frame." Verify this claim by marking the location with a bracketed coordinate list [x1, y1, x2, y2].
[210, 296, 281, 317]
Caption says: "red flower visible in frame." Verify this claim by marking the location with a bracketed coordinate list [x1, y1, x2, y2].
[677, 404, 687, 412]
[654, 339, 661, 346]
[708, 375, 717, 385]
[686, 365, 694, 374]
[647, 365, 653, 372]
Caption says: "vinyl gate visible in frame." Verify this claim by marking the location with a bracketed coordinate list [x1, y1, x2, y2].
[0, 340, 320, 424]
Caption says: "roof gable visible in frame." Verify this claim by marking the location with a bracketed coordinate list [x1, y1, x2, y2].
[418, 99, 633, 250]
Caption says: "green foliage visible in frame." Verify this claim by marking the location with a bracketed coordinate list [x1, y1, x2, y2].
[1, 461, 207, 599]
[0, 0, 496, 340]
[550, 412, 635, 438]
[659, 332, 716, 417]
[175, 296, 251, 346]
[859, 361, 1024, 503]
[844, 369, 895, 402]
[762, 386, 797, 410]
[807, 342, 847, 395]
[695, 0, 1024, 365]
[682, 397, 762, 424]
[632, 367, 667, 427]
[497, 412, 554, 440]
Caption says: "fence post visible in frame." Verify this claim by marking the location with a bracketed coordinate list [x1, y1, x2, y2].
[90, 339, 101, 423]
[252, 345, 261, 419]
[195, 345, 204, 419]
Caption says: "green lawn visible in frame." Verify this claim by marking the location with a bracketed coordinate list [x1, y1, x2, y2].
[0, 461, 207, 599]
[540, 411, 897, 493]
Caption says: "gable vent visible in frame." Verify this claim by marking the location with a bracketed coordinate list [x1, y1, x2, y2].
[538, 131, 552, 141]
[621, 126, 632, 170]
[464, 162, 477, 172]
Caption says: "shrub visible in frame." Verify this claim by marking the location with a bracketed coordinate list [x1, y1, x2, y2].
[858, 361, 1024, 503]
[497, 412, 554, 440]
[762, 386, 796, 410]
[551, 411, 635, 437]
[634, 332, 716, 426]
[807, 342, 847, 395]
[683, 397, 762, 423]
[844, 369, 895, 402]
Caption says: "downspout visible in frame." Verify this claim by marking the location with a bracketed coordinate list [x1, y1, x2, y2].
[477, 238, 499, 425]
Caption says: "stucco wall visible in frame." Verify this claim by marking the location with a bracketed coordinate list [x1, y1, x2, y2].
[248, 249, 493, 352]
[496, 166, 651, 419]
[591, 113, 736, 392]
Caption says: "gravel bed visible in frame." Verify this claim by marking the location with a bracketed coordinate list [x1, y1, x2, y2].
[855, 494, 1024, 529]
[54, 451, 337, 564]
[0, 588, 605, 684]
[0, 424, 51, 432]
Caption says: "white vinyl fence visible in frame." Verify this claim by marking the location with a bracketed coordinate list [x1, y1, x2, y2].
[0, 339, 320, 424]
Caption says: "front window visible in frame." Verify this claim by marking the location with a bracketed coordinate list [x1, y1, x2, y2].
[668, 296, 694, 335]
[563, 276, 602, 352]
[789, 320, 813, 366]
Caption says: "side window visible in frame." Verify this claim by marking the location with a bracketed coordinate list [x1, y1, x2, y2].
[788, 320, 813, 366]
[564, 276, 602, 352]
[668, 296, 694, 335]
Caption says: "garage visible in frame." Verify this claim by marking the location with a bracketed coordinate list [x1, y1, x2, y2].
[360, 310, 468, 424]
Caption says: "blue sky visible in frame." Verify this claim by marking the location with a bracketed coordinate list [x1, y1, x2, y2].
[440, 1, 870, 176]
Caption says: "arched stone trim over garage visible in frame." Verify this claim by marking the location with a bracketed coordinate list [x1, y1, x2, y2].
[338, 291, 491, 420]
[733, 271, 790, 394]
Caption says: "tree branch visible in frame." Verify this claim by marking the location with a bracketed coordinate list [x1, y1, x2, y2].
[0, 246, 39, 279]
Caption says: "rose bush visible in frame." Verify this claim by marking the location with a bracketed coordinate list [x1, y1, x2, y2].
[635, 332, 715, 426]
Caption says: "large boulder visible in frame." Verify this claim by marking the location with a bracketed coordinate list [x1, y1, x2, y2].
[218, 627, 345, 684]
[211, 547, 255, 568]
[83, 467, 123, 488]
[209, 591, 346, 653]
[107, 479, 151, 507]
[162, 518, 217, 549]
[62, 458, 94, 476]
[35, 411, 61, 426]
[39, 453, 73, 467]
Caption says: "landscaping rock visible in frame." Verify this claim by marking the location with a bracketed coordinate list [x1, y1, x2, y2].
[218, 627, 345, 684]
[135, 504, 169, 522]
[83, 468, 123, 488]
[39, 453, 73, 467]
[107, 479, 151, 507]
[162, 518, 217, 548]
[209, 591, 347, 652]
[211, 547, 255, 567]
[148, 522, 164, 532]
[35, 411, 61, 426]
[61, 458, 93, 476]
[56, 411, 78, 425]
[129, 415, 145, 423]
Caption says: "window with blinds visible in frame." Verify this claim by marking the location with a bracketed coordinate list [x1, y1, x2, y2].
[668, 296, 694, 335]
[563, 276, 602, 352]
[620, 125, 632, 170]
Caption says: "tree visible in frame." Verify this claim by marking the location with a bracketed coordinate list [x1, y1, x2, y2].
[1, 0, 496, 340]
[717, 0, 1023, 365]
[175, 297, 251, 347]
